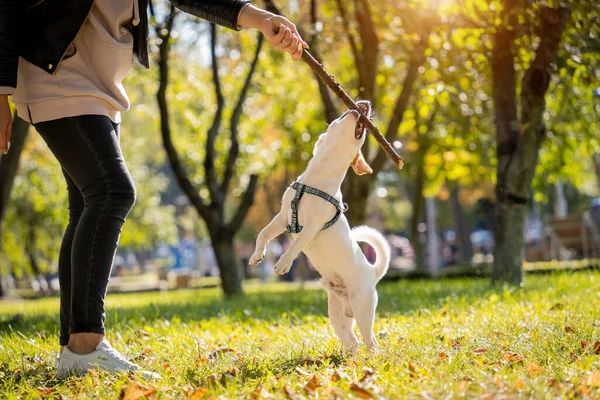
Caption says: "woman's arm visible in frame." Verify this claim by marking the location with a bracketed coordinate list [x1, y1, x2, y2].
[0, 0, 16, 153]
[0, 0, 18, 91]
[170, 0, 307, 60]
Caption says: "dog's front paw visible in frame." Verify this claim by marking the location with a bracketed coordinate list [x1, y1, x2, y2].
[273, 257, 293, 275]
[249, 249, 265, 265]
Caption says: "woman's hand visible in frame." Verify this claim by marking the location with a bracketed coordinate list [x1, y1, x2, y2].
[237, 5, 308, 61]
[0, 95, 12, 154]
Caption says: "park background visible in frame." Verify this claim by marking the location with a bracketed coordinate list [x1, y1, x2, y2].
[1, 0, 600, 398]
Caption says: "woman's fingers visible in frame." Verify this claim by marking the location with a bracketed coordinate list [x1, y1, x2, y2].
[280, 28, 292, 48]
[291, 42, 303, 61]
[269, 23, 288, 47]
[289, 23, 309, 49]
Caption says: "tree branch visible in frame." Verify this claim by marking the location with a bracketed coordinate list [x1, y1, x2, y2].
[334, 0, 363, 78]
[265, 0, 339, 123]
[369, 30, 430, 174]
[156, 5, 213, 224]
[226, 174, 259, 235]
[205, 24, 225, 206]
[354, 0, 379, 100]
[221, 33, 264, 198]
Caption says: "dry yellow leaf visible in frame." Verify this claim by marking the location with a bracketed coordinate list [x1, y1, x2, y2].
[586, 371, 600, 387]
[474, 348, 487, 356]
[579, 385, 591, 396]
[513, 378, 526, 390]
[303, 374, 320, 393]
[564, 325, 576, 334]
[186, 386, 209, 400]
[331, 370, 342, 382]
[119, 380, 157, 400]
[526, 362, 543, 377]
[502, 351, 522, 363]
[350, 382, 376, 399]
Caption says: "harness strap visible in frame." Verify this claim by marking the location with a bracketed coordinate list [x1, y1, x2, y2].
[286, 181, 344, 234]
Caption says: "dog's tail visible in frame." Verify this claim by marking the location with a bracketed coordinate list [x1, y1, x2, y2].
[350, 226, 391, 281]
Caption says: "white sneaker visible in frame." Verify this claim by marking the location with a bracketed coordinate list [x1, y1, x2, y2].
[57, 339, 159, 379]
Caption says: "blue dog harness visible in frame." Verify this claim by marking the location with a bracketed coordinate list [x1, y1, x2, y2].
[286, 181, 345, 234]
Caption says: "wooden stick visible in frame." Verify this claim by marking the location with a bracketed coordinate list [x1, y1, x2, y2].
[301, 50, 404, 169]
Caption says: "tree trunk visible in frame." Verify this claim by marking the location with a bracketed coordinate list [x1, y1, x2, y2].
[450, 184, 473, 263]
[491, 203, 527, 283]
[409, 147, 426, 273]
[211, 235, 243, 297]
[491, 6, 570, 285]
[594, 153, 600, 190]
[425, 197, 441, 276]
[554, 179, 568, 217]
[0, 115, 30, 298]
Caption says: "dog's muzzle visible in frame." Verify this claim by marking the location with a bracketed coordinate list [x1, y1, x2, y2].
[354, 100, 372, 140]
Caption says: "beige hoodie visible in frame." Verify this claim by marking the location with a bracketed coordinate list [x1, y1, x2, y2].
[5, 0, 136, 124]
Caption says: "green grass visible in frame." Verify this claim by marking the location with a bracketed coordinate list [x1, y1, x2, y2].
[2, 272, 600, 399]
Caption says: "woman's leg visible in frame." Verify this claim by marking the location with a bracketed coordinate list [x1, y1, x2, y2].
[34, 115, 135, 354]
[58, 169, 84, 349]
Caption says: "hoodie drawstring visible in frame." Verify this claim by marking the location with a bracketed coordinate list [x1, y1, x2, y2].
[132, 0, 140, 26]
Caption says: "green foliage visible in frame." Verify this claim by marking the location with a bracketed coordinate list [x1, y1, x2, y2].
[2, 272, 600, 397]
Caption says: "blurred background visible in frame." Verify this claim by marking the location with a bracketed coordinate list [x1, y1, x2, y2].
[0, 0, 599, 298]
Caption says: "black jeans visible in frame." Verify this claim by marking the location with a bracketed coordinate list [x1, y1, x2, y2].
[34, 115, 136, 346]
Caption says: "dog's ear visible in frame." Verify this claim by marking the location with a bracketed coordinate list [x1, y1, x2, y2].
[350, 150, 373, 175]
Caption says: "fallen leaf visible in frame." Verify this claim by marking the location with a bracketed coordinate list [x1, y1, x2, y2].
[186, 386, 209, 400]
[548, 377, 558, 387]
[585, 371, 600, 387]
[88, 369, 99, 388]
[119, 380, 157, 400]
[581, 340, 588, 351]
[579, 385, 591, 396]
[564, 326, 576, 334]
[593, 341, 600, 355]
[408, 362, 418, 380]
[303, 374, 320, 393]
[526, 362, 543, 377]
[438, 352, 449, 361]
[474, 348, 487, 356]
[282, 385, 299, 400]
[331, 370, 342, 382]
[502, 351, 523, 363]
[350, 382, 376, 399]
[513, 378, 526, 390]
[36, 387, 55, 397]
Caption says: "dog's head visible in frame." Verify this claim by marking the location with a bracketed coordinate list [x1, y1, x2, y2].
[312, 100, 373, 176]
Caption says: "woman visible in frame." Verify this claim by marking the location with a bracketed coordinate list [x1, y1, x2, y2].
[0, 0, 306, 377]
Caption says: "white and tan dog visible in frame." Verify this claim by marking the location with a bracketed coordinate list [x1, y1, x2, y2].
[249, 101, 391, 351]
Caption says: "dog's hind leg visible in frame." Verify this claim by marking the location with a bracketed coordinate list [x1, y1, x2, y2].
[274, 223, 321, 275]
[328, 291, 359, 352]
[249, 212, 286, 265]
[350, 285, 378, 351]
